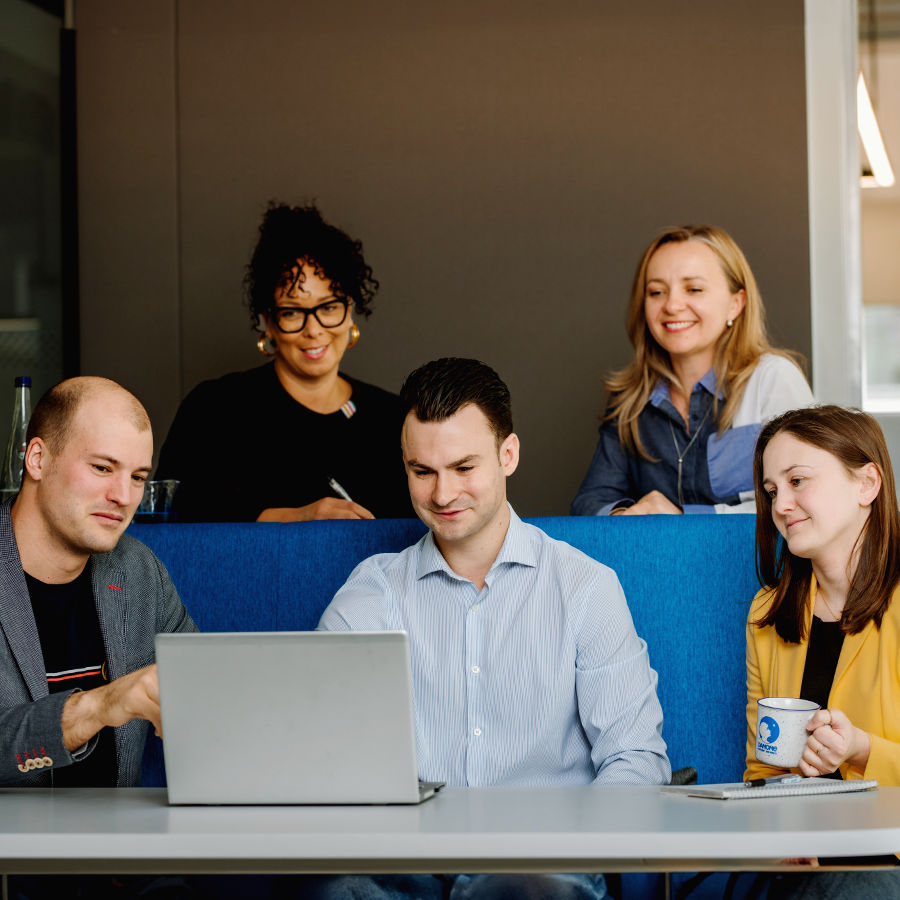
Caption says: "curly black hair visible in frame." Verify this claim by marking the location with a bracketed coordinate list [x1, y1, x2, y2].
[244, 202, 379, 330]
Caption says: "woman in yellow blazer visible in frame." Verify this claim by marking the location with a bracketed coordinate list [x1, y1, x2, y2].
[746, 406, 900, 783]
[746, 583, 900, 784]
[745, 405, 900, 895]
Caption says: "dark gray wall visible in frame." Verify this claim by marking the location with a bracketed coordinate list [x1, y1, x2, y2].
[77, 0, 811, 515]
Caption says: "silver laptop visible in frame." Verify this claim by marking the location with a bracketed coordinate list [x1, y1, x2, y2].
[155, 631, 444, 805]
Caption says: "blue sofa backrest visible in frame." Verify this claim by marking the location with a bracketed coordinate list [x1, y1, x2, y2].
[131, 515, 759, 787]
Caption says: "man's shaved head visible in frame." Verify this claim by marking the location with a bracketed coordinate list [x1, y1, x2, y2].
[26, 377, 151, 455]
[12, 377, 153, 579]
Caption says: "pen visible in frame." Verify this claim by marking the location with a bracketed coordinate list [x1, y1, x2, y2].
[743, 775, 802, 788]
[328, 477, 354, 503]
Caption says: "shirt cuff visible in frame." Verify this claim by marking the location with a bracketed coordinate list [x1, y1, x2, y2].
[682, 504, 715, 515]
[69, 734, 100, 762]
[601, 499, 635, 516]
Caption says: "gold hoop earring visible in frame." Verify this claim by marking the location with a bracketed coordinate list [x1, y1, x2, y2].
[347, 325, 360, 349]
[257, 335, 276, 357]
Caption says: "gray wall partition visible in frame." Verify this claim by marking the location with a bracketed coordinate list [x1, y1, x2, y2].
[76, 0, 811, 515]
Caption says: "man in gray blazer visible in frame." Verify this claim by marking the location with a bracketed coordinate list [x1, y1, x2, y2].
[1, 375, 196, 788]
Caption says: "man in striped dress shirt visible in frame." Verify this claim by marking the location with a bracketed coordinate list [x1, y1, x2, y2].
[317, 358, 669, 900]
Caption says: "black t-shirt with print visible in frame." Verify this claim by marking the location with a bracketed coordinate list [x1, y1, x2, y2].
[26, 566, 117, 787]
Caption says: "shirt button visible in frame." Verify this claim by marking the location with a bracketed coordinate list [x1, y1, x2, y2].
[471, 665, 480, 674]
[471, 604, 479, 612]
[473, 728, 482, 736]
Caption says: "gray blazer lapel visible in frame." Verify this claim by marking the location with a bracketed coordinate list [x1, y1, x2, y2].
[91, 551, 148, 786]
[91, 556, 128, 683]
[0, 504, 48, 701]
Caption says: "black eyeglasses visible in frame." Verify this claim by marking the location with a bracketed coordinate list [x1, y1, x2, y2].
[272, 299, 349, 334]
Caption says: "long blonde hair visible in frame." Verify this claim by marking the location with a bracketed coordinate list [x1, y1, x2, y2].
[605, 225, 802, 460]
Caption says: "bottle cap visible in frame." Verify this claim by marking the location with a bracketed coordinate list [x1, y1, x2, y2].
[14, 377, 31, 387]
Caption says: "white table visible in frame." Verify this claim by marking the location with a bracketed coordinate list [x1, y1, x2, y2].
[0, 786, 898, 874]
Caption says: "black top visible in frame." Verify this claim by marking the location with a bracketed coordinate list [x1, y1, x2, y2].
[156, 363, 413, 522]
[799, 615, 844, 712]
[799, 615, 844, 782]
[26, 566, 117, 787]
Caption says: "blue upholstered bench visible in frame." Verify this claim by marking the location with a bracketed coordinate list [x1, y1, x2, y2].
[131, 514, 759, 789]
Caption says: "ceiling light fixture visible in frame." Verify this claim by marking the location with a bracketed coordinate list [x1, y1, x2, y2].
[858, 71, 895, 188]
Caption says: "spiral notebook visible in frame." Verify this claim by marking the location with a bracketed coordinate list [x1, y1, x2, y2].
[661, 777, 878, 800]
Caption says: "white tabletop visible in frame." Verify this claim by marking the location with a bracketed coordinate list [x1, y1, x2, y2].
[1, 786, 898, 874]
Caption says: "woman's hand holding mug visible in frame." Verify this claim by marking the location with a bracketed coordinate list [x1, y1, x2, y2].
[799, 708, 871, 777]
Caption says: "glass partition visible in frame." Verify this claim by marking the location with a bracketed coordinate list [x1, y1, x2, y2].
[0, 0, 65, 458]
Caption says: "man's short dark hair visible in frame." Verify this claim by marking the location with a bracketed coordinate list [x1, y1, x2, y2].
[399, 358, 513, 444]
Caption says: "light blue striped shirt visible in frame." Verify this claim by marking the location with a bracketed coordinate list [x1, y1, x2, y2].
[319, 506, 670, 787]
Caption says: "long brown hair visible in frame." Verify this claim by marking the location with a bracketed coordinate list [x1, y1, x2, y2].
[753, 406, 900, 643]
[605, 225, 804, 460]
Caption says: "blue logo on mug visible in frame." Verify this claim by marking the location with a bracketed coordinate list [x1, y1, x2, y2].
[759, 716, 780, 744]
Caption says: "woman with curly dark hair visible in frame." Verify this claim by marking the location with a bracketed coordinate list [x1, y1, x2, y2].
[156, 203, 411, 522]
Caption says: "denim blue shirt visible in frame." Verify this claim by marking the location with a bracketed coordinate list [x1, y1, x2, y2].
[571, 369, 757, 515]
[318, 506, 670, 787]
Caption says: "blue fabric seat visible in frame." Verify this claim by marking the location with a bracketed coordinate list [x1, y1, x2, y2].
[132, 515, 756, 788]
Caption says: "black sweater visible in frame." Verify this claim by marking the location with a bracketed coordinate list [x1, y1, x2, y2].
[156, 363, 412, 521]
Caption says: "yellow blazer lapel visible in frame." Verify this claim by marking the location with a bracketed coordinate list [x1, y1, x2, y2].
[774, 581, 816, 699]
[831, 620, 874, 698]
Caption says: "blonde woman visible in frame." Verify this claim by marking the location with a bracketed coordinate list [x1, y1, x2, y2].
[571, 225, 812, 516]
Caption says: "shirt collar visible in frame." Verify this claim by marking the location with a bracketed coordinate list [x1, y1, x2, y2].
[649, 367, 723, 407]
[698, 367, 723, 398]
[415, 504, 538, 583]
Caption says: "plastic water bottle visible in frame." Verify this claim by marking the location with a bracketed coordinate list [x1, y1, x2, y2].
[0, 376, 32, 503]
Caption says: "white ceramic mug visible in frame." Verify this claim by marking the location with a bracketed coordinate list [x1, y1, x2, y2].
[755, 697, 820, 768]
